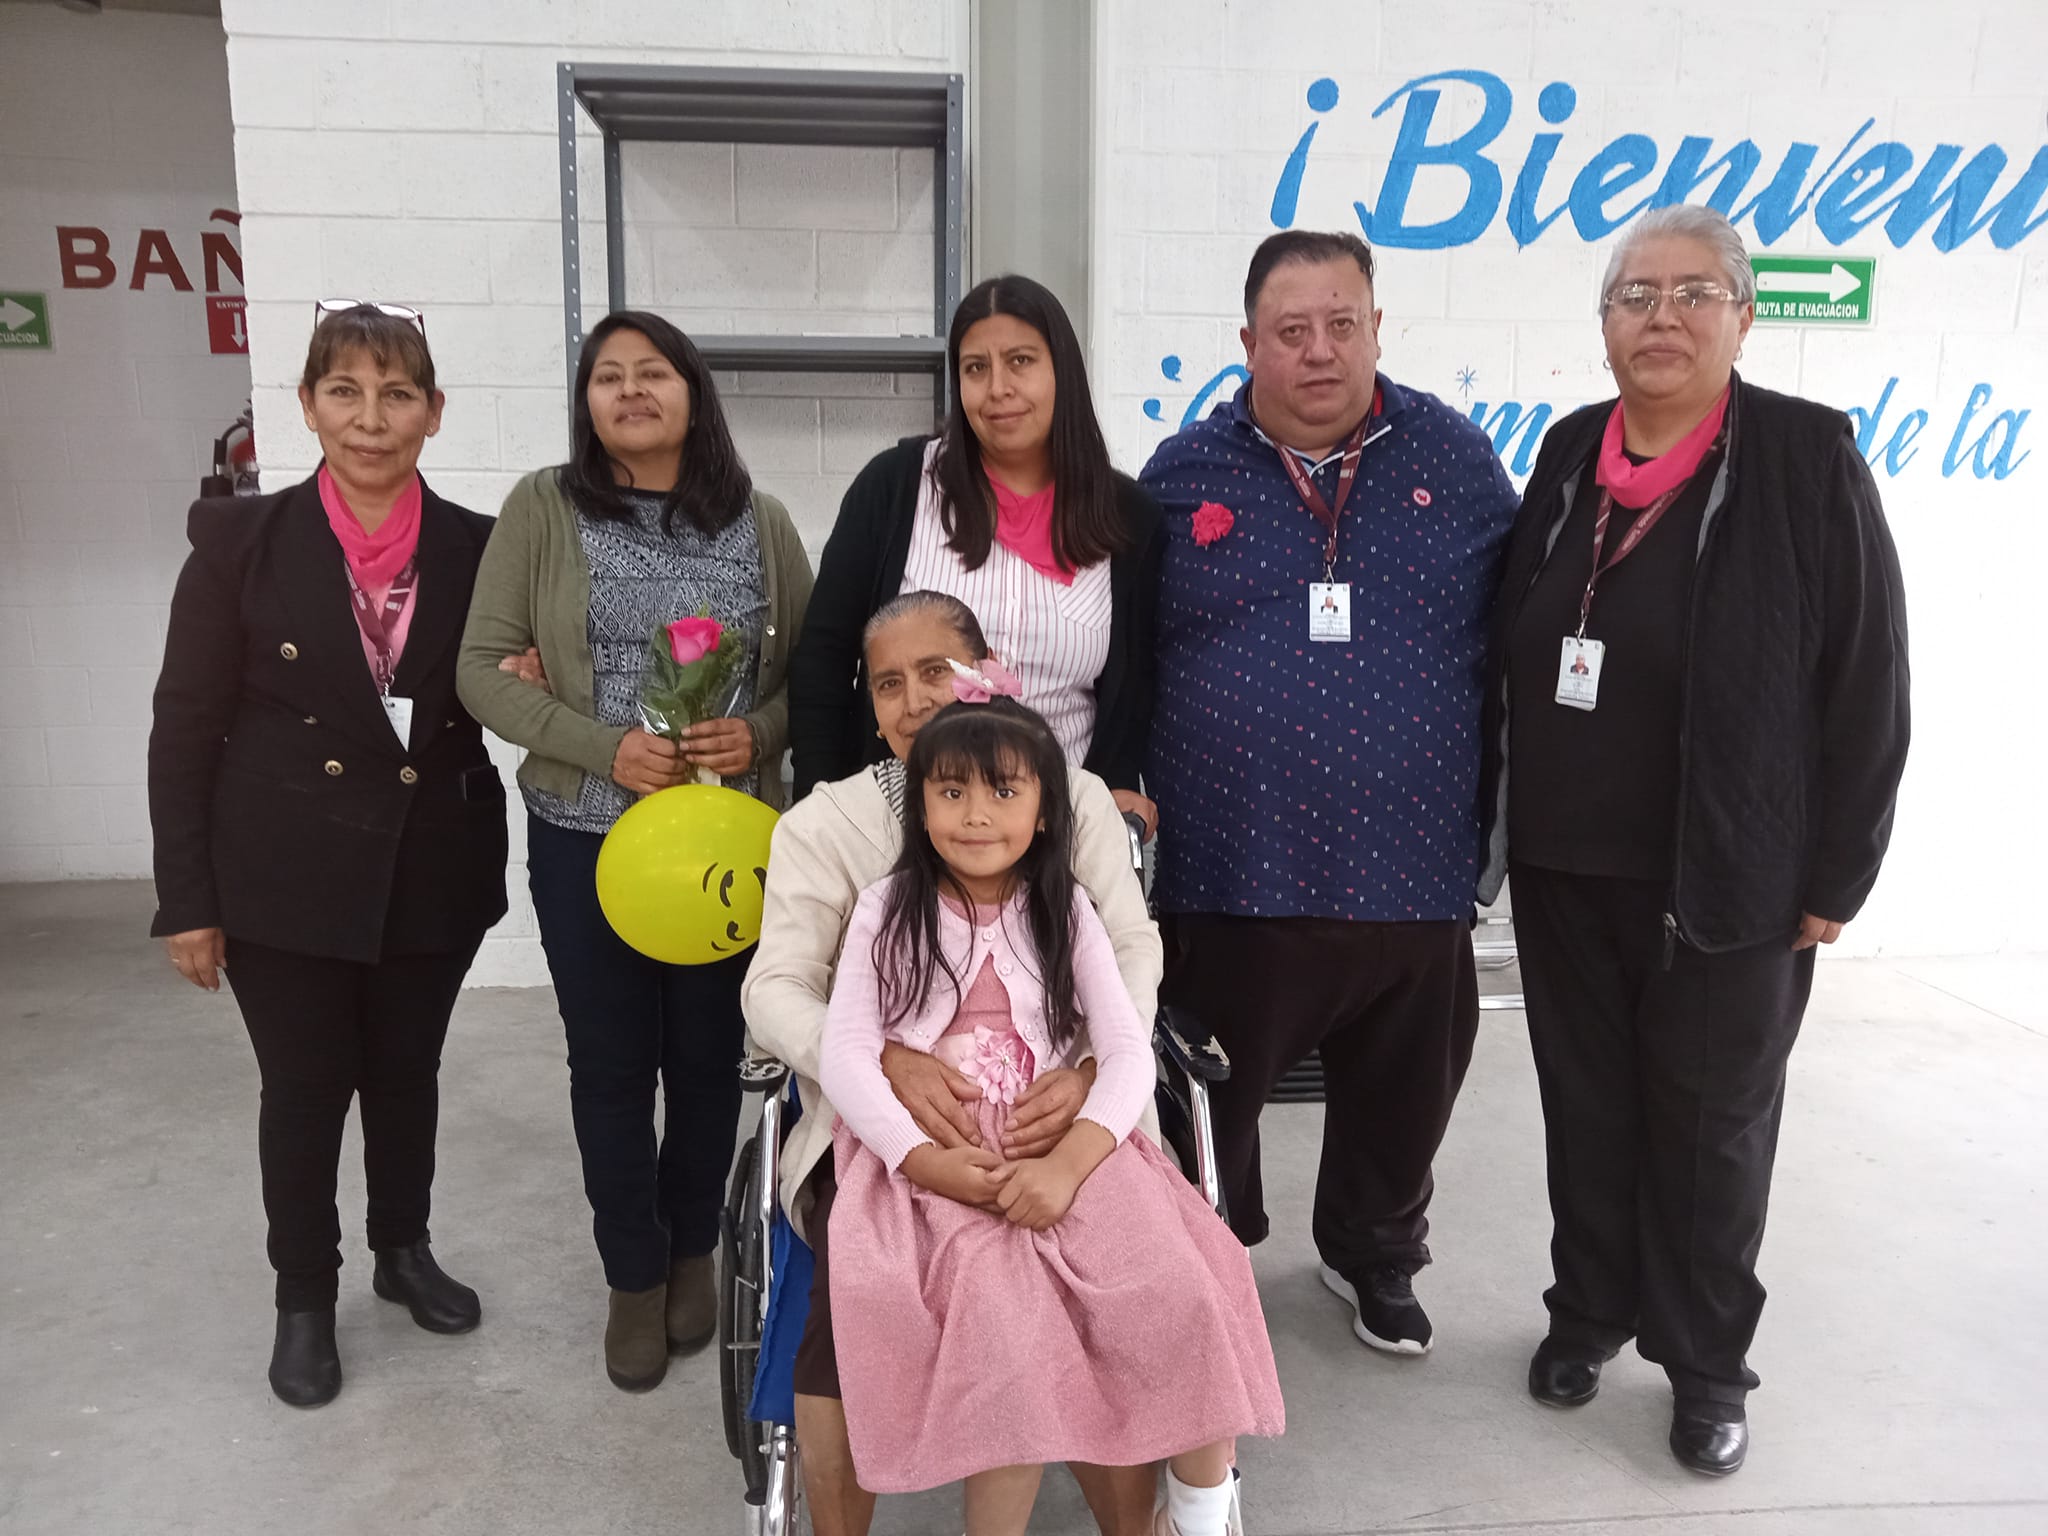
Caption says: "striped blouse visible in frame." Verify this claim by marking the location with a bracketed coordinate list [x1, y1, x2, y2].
[898, 442, 1113, 766]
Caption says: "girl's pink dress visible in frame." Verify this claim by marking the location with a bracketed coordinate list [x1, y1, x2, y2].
[828, 954, 1285, 1494]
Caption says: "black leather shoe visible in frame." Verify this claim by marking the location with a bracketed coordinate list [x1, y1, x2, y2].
[269, 1308, 342, 1408]
[1670, 1404, 1749, 1475]
[1527, 1336, 1603, 1407]
[372, 1239, 482, 1334]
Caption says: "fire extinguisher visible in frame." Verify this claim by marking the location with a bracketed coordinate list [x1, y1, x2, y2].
[200, 402, 259, 499]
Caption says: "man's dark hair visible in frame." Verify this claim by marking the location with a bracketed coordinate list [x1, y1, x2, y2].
[1243, 230, 1376, 323]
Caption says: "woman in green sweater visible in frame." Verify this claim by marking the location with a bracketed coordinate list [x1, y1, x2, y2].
[457, 311, 812, 1392]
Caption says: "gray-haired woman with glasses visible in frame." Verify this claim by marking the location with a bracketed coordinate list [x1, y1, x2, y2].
[1474, 205, 1910, 1476]
[148, 301, 508, 1409]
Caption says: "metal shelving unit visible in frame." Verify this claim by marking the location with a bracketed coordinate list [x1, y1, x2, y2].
[555, 63, 964, 403]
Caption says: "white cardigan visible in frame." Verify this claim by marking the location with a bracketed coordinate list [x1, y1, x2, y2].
[741, 763, 1163, 1239]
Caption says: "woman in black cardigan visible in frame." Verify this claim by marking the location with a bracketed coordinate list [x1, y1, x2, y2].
[1476, 207, 1908, 1476]
[148, 305, 507, 1408]
[788, 274, 1163, 831]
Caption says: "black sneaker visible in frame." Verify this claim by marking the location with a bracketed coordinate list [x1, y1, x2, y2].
[1319, 1262, 1433, 1355]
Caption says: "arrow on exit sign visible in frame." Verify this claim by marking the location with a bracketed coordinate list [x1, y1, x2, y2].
[0, 291, 52, 347]
[1751, 255, 1876, 325]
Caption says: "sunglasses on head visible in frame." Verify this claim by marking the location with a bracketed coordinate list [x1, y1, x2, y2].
[313, 298, 427, 336]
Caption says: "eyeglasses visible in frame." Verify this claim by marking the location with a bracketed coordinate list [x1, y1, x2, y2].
[313, 298, 427, 335]
[1602, 281, 1742, 319]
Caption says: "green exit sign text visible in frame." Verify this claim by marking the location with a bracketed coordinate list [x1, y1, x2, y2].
[1751, 255, 1876, 325]
[0, 291, 52, 348]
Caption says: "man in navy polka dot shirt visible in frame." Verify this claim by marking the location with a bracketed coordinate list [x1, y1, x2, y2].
[1142, 230, 1518, 1358]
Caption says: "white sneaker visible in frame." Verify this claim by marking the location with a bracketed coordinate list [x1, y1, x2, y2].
[1151, 1466, 1244, 1536]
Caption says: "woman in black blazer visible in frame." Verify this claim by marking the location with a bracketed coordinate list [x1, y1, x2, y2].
[787, 274, 1164, 829]
[148, 304, 507, 1408]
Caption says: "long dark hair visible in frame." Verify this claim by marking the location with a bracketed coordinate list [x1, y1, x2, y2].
[558, 310, 752, 536]
[872, 699, 1083, 1054]
[931, 275, 1129, 572]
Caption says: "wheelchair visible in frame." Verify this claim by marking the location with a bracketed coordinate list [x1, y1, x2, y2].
[718, 817, 1231, 1536]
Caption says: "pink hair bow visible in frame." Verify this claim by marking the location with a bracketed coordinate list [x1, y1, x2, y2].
[947, 656, 1024, 705]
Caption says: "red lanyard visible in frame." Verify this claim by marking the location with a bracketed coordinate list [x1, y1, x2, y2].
[343, 555, 418, 695]
[1575, 488, 1680, 639]
[1272, 386, 1381, 578]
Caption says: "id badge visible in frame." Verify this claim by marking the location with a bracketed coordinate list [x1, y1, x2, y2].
[382, 694, 415, 750]
[1309, 582, 1352, 642]
[1555, 637, 1604, 711]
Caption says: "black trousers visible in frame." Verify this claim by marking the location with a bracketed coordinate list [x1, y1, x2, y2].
[527, 814, 749, 1293]
[1510, 863, 1815, 1406]
[1160, 913, 1479, 1274]
[225, 936, 480, 1311]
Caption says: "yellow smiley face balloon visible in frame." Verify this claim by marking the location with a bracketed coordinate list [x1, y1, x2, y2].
[595, 784, 780, 965]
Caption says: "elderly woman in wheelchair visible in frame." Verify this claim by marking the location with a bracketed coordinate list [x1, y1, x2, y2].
[734, 591, 1267, 1536]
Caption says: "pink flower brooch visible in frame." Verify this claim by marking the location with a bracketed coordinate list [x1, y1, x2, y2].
[1192, 501, 1236, 547]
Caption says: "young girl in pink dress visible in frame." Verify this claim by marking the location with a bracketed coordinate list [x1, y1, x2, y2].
[818, 684, 1284, 1536]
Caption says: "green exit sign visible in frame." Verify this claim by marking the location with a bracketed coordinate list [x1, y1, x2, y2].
[1751, 255, 1876, 325]
[0, 291, 52, 348]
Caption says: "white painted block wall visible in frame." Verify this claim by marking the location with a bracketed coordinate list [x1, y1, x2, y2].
[1091, 0, 2048, 957]
[0, 7, 252, 884]
[10, 0, 2041, 970]
[219, 0, 967, 984]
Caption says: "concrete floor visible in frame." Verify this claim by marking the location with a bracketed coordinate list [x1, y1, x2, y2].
[3, 881, 2045, 1536]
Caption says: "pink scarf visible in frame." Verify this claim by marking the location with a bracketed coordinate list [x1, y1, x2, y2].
[1595, 388, 1730, 509]
[987, 471, 1074, 587]
[318, 464, 423, 589]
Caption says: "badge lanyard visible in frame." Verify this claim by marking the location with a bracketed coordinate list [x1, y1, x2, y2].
[1555, 484, 1682, 713]
[1272, 389, 1380, 581]
[343, 555, 418, 696]
[1573, 486, 1682, 640]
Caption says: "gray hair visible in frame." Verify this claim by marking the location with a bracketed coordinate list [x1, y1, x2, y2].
[1597, 205, 1757, 311]
[861, 590, 989, 662]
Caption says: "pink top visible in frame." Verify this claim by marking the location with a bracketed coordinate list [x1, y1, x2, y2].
[905, 445, 1112, 766]
[819, 879, 1155, 1171]
[318, 465, 421, 683]
[987, 470, 1072, 587]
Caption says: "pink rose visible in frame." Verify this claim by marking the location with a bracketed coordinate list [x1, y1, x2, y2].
[666, 616, 724, 664]
[1192, 501, 1235, 547]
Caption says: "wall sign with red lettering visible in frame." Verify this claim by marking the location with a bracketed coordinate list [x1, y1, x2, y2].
[56, 208, 241, 293]
[206, 295, 247, 354]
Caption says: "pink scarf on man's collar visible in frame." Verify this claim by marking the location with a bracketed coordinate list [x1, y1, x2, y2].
[1595, 388, 1730, 508]
[318, 463, 422, 589]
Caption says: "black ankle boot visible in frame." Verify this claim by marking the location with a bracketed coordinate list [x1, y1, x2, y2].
[372, 1238, 481, 1334]
[269, 1308, 342, 1408]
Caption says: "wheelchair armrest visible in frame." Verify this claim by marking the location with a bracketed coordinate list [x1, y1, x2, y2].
[1154, 1004, 1230, 1083]
[739, 1055, 791, 1094]
[1121, 812, 1146, 874]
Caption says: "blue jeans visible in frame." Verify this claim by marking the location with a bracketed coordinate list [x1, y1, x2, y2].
[527, 813, 749, 1291]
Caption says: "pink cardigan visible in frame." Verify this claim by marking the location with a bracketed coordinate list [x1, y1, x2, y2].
[819, 877, 1155, 1172]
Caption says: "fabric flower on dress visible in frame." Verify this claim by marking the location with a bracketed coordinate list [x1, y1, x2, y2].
[947, 656, 1024, 705]
[958, 1026, 1032, 1110]
[1191, 501, 1236, 547]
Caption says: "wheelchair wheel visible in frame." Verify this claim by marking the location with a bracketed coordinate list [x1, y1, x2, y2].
[718, 1133, 767, 1492]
